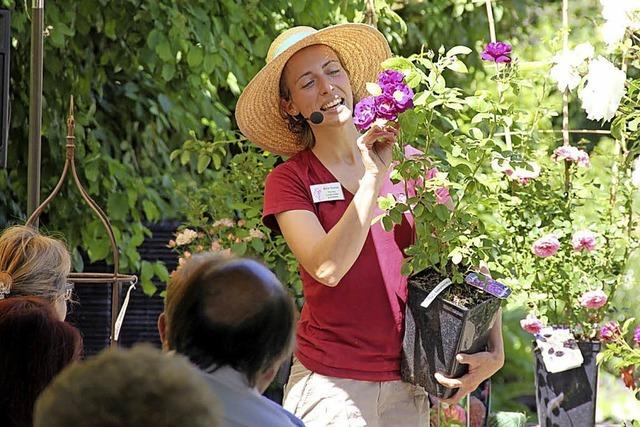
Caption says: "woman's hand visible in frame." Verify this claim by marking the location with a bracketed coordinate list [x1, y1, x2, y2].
[356, 123, 398, 177]
[435, 348, 505, 405]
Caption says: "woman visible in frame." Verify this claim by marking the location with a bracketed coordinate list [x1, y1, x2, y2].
[0, 296, 83, 427]
[236, 24, 504, 426]
[0, 225, 73, 320]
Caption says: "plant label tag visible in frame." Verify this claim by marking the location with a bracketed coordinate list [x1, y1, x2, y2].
[535, 327, 584, 373]
[464, 272, 511, 299]
[420, 278, 452, 309]
[310, 182, 345, 203]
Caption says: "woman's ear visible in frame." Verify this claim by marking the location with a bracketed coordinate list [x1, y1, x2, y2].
[280, 97, 298, 117]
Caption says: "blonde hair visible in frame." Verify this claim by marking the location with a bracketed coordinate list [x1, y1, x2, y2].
[0, 226, 71, 301]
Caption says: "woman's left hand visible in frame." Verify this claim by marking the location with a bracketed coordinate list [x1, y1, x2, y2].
[434, 348, 505, 405]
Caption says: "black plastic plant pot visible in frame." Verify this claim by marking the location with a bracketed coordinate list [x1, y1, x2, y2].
[401, 270, 502, 399]
[534, 341, 600, 427]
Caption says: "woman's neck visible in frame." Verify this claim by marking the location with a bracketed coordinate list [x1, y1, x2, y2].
[311, 123, 360, 165]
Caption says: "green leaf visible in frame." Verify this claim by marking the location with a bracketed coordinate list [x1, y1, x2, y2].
[197, 155, 211, 173]
[156, 39, 173, 62]
[401, 261, 413, 277]
[153, 262, 170, 282]
[187, 46, 204, 68]
[378, 194, 396, 211]
[142, 199, 160, 222]
[231, 241, 247, 256]
[469, 127, 484, 139]
[161, 63, 176, 81]
[381, 215, 394, 232]
[104, 19, 117, 40]
[446, 59, 468, 73]
[226, 72, 241, 95]
[446, 46, 472, 57]
[107, 193, 129, 222]
[381, 57, 413, 70]
[434, 204, 450, 221]
[413, 91, 429, 106]
[487, 412, 526, 427]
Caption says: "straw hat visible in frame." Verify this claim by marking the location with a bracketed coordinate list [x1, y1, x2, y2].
[235, 24, 392, 157]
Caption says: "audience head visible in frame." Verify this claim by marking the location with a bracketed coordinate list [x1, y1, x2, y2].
[0, 296, 82, 427]
[158, 252, 296, 391]
[0, 225, 73, 320]
[34, 344, 221, 427]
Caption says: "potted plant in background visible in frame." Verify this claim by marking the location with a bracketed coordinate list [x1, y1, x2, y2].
[491, 2, 640, 424]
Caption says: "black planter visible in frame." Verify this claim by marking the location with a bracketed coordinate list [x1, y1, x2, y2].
[534, 341, 600, 427]
[401, 271, 501, 398]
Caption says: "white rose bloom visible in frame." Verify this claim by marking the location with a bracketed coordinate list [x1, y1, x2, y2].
[579, 56, 626, 121]
[550, 43, 594, 92]
[632, 156, 640, 188]
[600, 0, 640, 47]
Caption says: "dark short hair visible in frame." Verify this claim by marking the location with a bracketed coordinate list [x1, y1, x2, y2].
[0, 297, 82, 427]
[165, 253, 296, 386]
[33, 345, 221, 427]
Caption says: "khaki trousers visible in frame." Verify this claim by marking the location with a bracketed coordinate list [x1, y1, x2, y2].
[283, 358, 429, 427]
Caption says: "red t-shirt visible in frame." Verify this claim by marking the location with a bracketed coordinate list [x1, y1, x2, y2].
[263, 148, 418, 381]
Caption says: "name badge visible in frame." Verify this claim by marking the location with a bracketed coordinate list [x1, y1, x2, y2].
[310, 182, 345, 203]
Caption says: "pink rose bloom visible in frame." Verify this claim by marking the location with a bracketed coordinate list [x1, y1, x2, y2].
[425, 167, 438, 180]
[579, 289, 608, 309]
[572, 230, 597, 252]
[553, 146, 590, 167]
[577, 150, 590, 167]
[442, 404, 466, 424]
[521, 314, 544, 334]
[532, 234, 560, 257]
[435, 187, 452, 205]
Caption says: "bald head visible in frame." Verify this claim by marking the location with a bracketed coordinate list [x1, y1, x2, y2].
[164, 253, 295, 386]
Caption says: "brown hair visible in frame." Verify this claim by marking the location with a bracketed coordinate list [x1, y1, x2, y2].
[164, 252, 296, 387]
[0, 296, 83, 427]
[0, 226, 71, 302]
[278, 75, 316, 151]
[34, 344, 221, 427]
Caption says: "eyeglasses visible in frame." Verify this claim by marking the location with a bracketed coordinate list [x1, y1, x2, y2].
[59, 282, 74, 302]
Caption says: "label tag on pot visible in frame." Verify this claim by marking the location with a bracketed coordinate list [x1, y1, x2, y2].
[464, 272, 511, 299]
[535, 327, 584, 373]
[420, 278, 452, 309]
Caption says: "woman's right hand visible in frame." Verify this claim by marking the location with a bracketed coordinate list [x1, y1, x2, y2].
[356, 123, 398, 178]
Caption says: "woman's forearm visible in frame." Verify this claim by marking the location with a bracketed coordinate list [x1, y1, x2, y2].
[309, 173, 384, 286]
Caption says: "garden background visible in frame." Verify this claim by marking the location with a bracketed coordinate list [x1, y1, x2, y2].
[1, 0, 639, 422]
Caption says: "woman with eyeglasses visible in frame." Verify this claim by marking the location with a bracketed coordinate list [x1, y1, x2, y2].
[0, 225, 74, 320]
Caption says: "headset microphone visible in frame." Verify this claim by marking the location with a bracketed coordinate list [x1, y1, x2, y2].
[308, 111, 324, 124]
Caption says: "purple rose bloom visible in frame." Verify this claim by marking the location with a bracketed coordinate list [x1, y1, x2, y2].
[353, 96, 377, 131]
[391, 83, 414, 113]
[599, 321, 621, 342]
[634, 325, 640, 345]
[482, 42, 512, 63]
[378, 69, 405, 90]
[375, 94, 398, 121]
